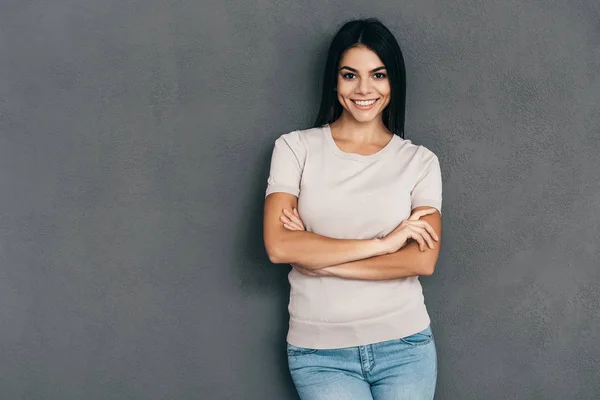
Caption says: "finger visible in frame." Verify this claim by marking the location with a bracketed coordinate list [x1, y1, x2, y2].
[281, 217, 302, 230]
[422, 222, 439, 242]
[408, 208, 436, 221]
[288, 213, 304, 229]
[408, 208, 437, 221]
[283, 223, 299, 231]
[409, 231, 426, 251]
[408, 209, 429, 220]
[280, 215, 303, 230]
[293, 208, 305, 229]
[411, 220, 439, 241]
[415, 234, 426, 252]
[420, 229, 435, 249]
[284, 223, 302, 231]
[283, 209, 305, 229]
[294, 208, 304, 230]
[412, 226, 435, 249]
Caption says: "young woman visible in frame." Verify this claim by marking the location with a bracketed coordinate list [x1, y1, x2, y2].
[263, 18, 443, 400]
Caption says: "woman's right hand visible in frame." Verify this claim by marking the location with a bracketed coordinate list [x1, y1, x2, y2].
[381, 208, 439, 253]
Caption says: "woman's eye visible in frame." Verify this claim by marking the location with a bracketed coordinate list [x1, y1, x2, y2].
[342, 72, 386, 79]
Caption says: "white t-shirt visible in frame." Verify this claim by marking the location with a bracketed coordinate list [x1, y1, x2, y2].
[265, 124, 443, 349]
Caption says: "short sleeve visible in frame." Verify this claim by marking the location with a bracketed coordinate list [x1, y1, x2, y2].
[265, 131, 307, 198]
[410, 150, 443, 215]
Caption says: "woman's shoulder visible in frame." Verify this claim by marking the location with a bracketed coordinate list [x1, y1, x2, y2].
[279, 126, 324, 139]
[393, 137, 439, 164]
[415, 143, 439, 160]
[270, 126, 325, 160]
[274, 126, 325, 147]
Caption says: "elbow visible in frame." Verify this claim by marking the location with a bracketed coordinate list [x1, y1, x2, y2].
[420, 262, 436, 276]
[418, 251, 440, 276]
[264, 229, 296, 264]
[267, 250, 284, 264]
[266, 246, 282, 264]
[265, 242, 288, 264]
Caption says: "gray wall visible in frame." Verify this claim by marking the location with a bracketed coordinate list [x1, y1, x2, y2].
[1, 0, 599, 398]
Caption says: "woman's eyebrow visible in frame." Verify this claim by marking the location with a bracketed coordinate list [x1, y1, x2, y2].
[339, 66, 387, 73]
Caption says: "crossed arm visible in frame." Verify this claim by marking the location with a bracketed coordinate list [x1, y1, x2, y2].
[263, 192, 442, 281]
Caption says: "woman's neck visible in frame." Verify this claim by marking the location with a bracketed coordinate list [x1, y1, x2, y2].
[329, 113, 391, 145]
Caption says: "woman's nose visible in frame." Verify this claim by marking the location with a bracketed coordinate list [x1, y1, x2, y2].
[356, 77, 371, 94]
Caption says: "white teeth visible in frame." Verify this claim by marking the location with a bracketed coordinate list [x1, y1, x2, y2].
[354, 99, 377, 106]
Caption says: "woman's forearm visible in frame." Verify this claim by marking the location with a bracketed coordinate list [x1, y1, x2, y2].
[306, 210, 442, 280]
[267, 230, 390, 270]
[315, 240, 439, 280]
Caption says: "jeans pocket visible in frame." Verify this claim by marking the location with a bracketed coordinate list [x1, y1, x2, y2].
[399, 325, 434, 346]
[287, 343, 318, 356]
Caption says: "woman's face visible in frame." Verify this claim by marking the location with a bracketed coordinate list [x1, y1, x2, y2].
[336, 45, 391, 124]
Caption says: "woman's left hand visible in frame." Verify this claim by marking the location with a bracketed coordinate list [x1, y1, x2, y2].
[280, 208, 305, 231]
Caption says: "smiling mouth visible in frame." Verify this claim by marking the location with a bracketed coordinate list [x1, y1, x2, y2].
[351, 99, 379, 107]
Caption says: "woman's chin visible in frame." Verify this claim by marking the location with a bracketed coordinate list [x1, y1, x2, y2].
[349, 112, 380, 124]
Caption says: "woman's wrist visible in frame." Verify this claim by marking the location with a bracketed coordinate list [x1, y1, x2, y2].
[372, 238, 392, 256]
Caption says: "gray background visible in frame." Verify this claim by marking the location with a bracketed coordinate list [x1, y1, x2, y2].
[1, 0, 599, 398]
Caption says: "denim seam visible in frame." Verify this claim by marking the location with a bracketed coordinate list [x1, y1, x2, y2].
[399, 333, 433, 347]
[287, 349, 318, 356]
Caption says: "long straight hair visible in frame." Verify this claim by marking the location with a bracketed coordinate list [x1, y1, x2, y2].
[314, 18, 407, 138]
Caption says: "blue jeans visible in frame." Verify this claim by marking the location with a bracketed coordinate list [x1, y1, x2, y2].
[287, 325, 437, 399]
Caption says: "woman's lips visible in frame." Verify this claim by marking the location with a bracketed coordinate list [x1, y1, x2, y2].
[351, 98, 379, 110]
